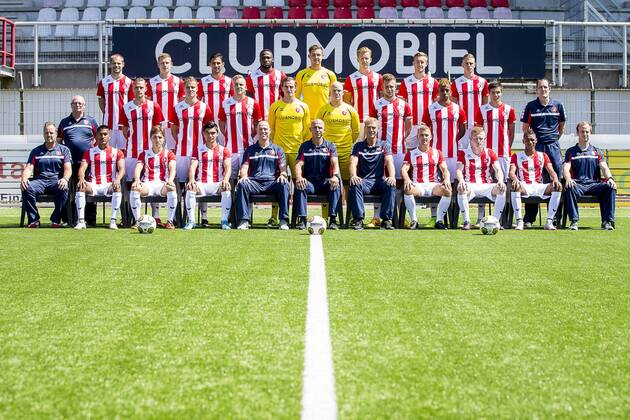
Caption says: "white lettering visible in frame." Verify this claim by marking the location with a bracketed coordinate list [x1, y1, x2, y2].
[229, 32, 264, 74]
[306, 32, 343, 74]
[348, 31, 390, 72]
[274, 32, 301, 74]
[443, 32, 470, 75]
[199, 33, 209, 74]
[428, 32, 437, 75]
[395, 32, 420, 74]
[155, 32, 191, 74]
[475, 33, 503, 74]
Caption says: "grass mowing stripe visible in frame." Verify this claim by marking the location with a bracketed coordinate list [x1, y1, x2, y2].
[302, 235, 337, 420]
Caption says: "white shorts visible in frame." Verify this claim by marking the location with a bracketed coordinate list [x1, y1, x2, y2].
[87, 182, 112, 196]
[110, 128, 126, 150]
[393, 152, 404, 179]
[496, 156, 509, 182]
[444, 157, 457, 182]
[125, 157, 137, 182]
[519, 182, 550, 199]
[464, 183, 498, 202]
[196, 181, 222, 196]
[144, 180, 166, 196]
[412, 182, 439, 197]
[230, 154, 242, 180]
[176, 156, 192, 182]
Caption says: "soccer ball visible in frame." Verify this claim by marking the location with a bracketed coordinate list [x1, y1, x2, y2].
[480, 216, 500, 235]
[137, 215, 157, 234]
[307, 215, 327, 235]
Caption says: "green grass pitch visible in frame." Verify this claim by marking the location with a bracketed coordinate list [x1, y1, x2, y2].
[0, 206, 628, 418]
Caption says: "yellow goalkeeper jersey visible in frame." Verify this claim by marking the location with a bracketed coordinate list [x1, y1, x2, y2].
[295, 67, 337, 119]
[317, 102, 360, 155]
[268, 99, 311, 155]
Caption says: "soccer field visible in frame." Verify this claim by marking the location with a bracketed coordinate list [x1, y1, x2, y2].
[0, 207, 628, 418]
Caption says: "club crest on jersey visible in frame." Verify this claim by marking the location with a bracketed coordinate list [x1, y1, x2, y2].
[295, 107, 302, 113]
[551, 106, 558, 112]
[341, 110, 347, 116]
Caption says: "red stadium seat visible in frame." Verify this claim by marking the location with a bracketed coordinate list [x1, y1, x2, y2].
[333, 7, 352, 18]
[356, 6, 375, 18]
[311, 0, 329, 7]
[288, 0, 306, 6]
[491, 0, 509, 5]
[468, 0, 486, 6]
[264, 6, 284, 18]
[242, 6, 261, 18]
[401, 0, 419, 6]
[423, 0, 441, 7]
[356, 0, 374, 7]
[288, 7, 306, 17]
[446, 0, 463, 6]
[310, 6, 330, 18]
[379, 0, 396, 7]
[334, 0, 351, 6]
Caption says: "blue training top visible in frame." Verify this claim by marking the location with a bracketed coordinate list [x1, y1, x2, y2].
[297, 139, 338, 183]
[565, 143, 605, 183]
[351, 140, 391, 180]
[243, 142, 287, 181]
[520, 98, 566, 144]
[27, 143, 72, 180]
[58, 114, 98, 164]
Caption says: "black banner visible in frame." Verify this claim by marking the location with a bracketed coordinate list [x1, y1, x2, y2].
[113, 26, 545, 79]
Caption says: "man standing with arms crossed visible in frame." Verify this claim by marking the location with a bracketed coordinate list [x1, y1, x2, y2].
[521, 78, 566, 227]
[97, 53, 133, 150]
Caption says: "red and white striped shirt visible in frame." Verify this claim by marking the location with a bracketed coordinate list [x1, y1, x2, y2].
[120, 100, 164, 158]
[246, 68, 285, 120]
[169, 100, 213, 157]
[511, 151, 550, 184]
[198, 74, 233, 123]
[398, 74, 439, 125]
[344, 70, 382, 122]
[422, 102, 466, 159]
[193, 143, 232, 183]
[137, 148, 176, 182]
[475, 103, 516, 158]
[218, 96, 262, 155]
[97, 75, 134, 129]
[371, 97, 412, 155]
[458, 147, 498, 184]
[82, 145, 124, 185]
[146, 74, 184, 127]
[451, 75, 488, 132]
[403, 146, 444, 183]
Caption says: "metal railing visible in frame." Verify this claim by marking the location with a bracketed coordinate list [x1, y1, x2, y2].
[9, 17, 630, 87]
[0, 17, 15, 77]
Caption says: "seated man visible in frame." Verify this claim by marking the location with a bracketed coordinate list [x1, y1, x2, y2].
[74, 125, 125, 230]
[293, 119, 342, 230]
[348, 117, 397, 230]
[509, 129, 562, 231]
[20, 122, 72, 228]
[456, 126, 507, 230]
[235, 121, 290, 230]
[129, 125, 178, 229]
[563, 121, 617, 230]
[401, 123, 452, 230]
[184, 122, 232, 230]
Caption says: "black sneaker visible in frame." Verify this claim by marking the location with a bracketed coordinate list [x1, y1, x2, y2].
[296, 218, 307, 230]
[201, 219, 210, 228]
[434, 220, 448, 230]
[328, 218, 339, 230]
[409, 220, 418, 230]
[380, 220, 395, 230]
[352, 219, 364, 230]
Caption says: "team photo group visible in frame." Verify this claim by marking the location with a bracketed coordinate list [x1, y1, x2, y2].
[21, 45, 617, 231]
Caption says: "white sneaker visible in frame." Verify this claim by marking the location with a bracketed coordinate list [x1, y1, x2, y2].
[237, 221, 250, 230]
[279, 220, 289, 230]
[74, 221, 86, 230]
[569, 221, 579, 231]
[543, 220, 556, 231]
[524, 222, 533, 229]
[108, 219, 118, 230]
[515, 219, 524, 230]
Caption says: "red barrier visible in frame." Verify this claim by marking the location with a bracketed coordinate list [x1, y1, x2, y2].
[1, 17, 15, 70]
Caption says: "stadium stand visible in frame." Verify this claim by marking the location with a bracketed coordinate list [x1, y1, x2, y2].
[356, 6, 375, 18]
[402, 7, 422, 18]
[423, 0, 444, 18]
[176, 0, 195, 6]
[311, 0, 329, 7]
[333, 7, 352, 18]
[242, 6, 261, 19]
[219, 0, 239, 19]
[446, 0, 467, 19]
[310, 6, 329, 19]
[64, 0, 84, 7]
[108, 0, 128, 7]
[34, 8, 55, 37]
[86, 0, 106, 7]
[130, 0, 150, 7]
[287, 6, 306, 18]
[127, 6, 147, 19]
[469, 0, 490, 18]
[197, 0, 218, 6]
[149, 6, 169, 18]
[264, 5, 284, 18]
[195, 5, 215, 18]
[77, 7, 101, 37]
[378, 7, 399, 18]
[153, 0, 174, 7]
[54, 7, 78, 37]
[43, 0, 63, 7]
[173, 6, 192, 18]
[334, 0, 351, 6]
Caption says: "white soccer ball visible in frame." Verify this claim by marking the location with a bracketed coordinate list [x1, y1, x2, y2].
[307, 215, 327, 235]
[137, 215, 157, 234]
[480, 216, 500, 235]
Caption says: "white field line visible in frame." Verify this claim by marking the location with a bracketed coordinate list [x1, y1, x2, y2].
[301, 234, 337, 420]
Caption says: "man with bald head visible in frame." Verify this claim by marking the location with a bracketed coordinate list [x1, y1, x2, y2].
[58, 95, 99, 225]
